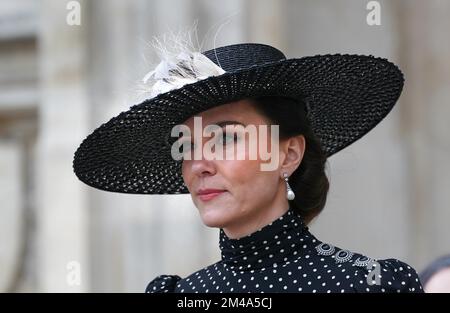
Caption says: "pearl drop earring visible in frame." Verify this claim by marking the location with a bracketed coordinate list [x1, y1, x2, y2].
[283, 172, 295, 200]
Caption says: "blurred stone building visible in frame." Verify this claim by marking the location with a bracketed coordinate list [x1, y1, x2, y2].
[0, 0, 449, 292]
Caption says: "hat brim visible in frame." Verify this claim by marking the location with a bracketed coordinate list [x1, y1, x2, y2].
[73, 54, 404, 194]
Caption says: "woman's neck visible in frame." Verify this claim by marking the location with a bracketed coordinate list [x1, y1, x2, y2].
[222, 201, 290, 239]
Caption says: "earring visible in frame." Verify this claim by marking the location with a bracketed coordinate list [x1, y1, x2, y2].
[283, 172, 295, 200]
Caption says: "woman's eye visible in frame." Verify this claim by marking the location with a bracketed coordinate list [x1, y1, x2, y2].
[218, 133, 238, 145]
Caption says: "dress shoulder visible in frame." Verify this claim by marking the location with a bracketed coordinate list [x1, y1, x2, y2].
[145, 274, 182, 293]
[313, 241, 424, 293]
[353, 257, 424, 293]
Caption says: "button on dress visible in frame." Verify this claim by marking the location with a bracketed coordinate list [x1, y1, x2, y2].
[146, 208, 423, 293]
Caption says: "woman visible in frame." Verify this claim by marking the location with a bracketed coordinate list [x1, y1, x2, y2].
[420, 254, 450, 292]
[73, 42, 423, 293]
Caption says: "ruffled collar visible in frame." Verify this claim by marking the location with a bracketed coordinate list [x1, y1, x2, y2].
[219, 207, 309, 271]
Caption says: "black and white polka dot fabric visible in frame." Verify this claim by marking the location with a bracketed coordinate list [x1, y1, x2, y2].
[146, 208, 423, 293]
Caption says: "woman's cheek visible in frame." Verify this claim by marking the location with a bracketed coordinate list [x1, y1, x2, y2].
[228, 160, 262, 198]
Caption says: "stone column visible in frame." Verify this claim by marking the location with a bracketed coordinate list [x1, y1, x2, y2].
[36, 0, 89, 292]
[394, 0, 450, 269]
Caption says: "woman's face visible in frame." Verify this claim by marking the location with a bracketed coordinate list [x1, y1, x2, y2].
[181, 99, 305, 238]
[424, 268, 450, 292]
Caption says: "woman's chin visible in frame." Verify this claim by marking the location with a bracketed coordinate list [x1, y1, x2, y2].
[199, 209, 232, 228]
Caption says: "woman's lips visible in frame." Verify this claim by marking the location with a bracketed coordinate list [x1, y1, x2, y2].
[198, 190, 226, 201]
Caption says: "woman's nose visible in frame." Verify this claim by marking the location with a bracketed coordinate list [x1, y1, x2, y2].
[189, 158, 217, 177]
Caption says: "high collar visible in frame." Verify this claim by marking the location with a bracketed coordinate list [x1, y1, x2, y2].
[219, 207, 309, 271]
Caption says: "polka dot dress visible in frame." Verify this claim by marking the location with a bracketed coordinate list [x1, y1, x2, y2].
[146, 208, 423, 293]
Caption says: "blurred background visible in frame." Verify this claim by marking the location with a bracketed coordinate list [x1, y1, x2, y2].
[0, 0, 449, 292]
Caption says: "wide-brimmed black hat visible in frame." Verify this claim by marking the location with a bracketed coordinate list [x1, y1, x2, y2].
[73, 43, 404, 194]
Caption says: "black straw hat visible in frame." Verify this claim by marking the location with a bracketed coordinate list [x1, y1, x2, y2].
[73, 43, 404, 194]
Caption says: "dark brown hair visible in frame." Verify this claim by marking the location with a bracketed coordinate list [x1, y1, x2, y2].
[249, 95, 330, 224]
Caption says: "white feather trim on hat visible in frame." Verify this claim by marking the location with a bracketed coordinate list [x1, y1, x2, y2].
[142, 31, 226, 99]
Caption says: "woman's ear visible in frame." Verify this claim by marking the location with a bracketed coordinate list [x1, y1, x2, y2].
[281, 135, 305, 174]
